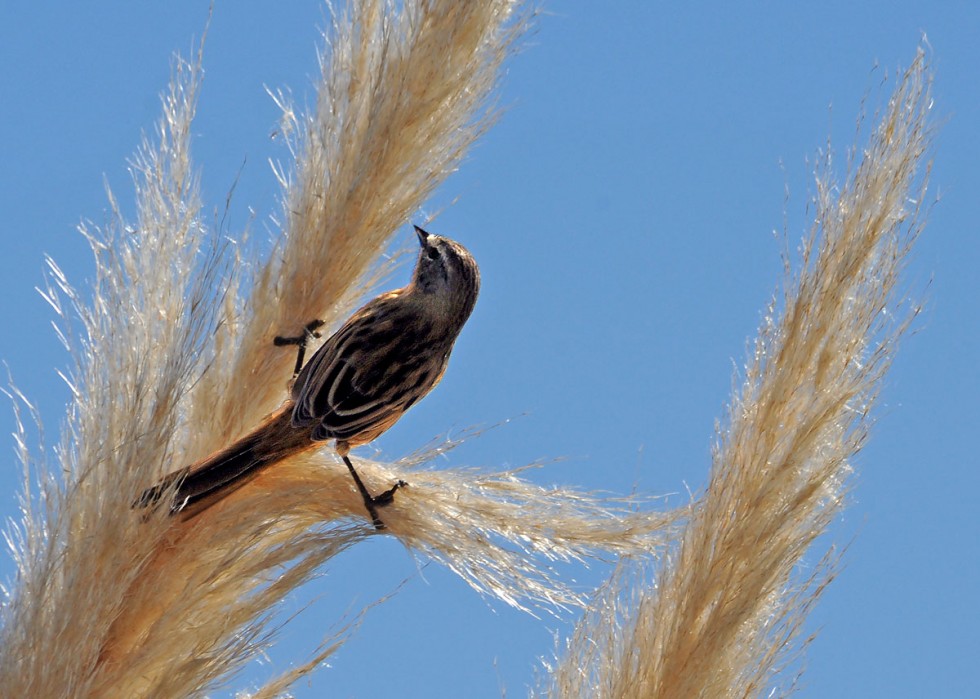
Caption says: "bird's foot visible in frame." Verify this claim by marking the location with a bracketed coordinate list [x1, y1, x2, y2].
[364, 481, 408, 530]
[274, 319, 325, 378]
[371, 479, 409, 507]
[273, 318, 325, 347]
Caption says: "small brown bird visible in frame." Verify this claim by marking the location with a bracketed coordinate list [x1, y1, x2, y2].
[138, 225, 480, 528]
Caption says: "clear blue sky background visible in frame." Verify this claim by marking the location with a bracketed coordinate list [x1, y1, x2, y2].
[1, 3, 977, 697]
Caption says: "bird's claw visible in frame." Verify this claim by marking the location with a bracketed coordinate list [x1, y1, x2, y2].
[273, 319, 325, 347]
[371, 479, 408, 506]
[274, 319, 325, 378]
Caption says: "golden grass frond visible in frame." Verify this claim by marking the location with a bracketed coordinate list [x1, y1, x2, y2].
[0, 45, 223, 698]
[539, 50, 933, 699]
[94, 451, 682, 696]
[348, 457, 681, 613]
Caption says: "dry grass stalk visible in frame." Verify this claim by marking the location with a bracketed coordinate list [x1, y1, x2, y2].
[539, 51, 933, 699]
[0, 2, 683, 697]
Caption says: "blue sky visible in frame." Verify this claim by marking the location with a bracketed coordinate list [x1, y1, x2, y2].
[1, 3, 978, 697]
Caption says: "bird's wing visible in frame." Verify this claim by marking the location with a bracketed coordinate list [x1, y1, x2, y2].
[291, 296, 443, 443]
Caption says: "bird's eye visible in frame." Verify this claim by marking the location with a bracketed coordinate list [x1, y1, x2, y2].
[426, 247, 439, 260]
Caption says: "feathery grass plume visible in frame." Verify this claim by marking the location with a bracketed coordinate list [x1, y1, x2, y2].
[0, 40, 240, 697]
[538, 50, 933, 699]
[247, 453, 683, 613]
[2, 2, 684, 697]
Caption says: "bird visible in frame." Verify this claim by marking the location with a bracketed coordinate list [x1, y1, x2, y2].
[137, 225, 480, 529]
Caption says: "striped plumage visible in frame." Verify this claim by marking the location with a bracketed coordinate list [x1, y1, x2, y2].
[138, 226, 480, 527]
[292, 229, 479, 452]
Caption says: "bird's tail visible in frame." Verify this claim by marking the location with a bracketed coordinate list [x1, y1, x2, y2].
[134, 402, 315, 516]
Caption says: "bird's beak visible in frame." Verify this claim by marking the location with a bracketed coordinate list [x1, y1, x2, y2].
[414, 225, 430, 247]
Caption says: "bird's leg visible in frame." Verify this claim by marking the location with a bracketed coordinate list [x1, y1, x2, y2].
[340, 453, 384, 529]
[339, 453, 407, 531]
[273, 319, 325, 378]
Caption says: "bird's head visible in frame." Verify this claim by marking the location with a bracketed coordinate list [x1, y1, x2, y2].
[412, 225, 481, 323]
